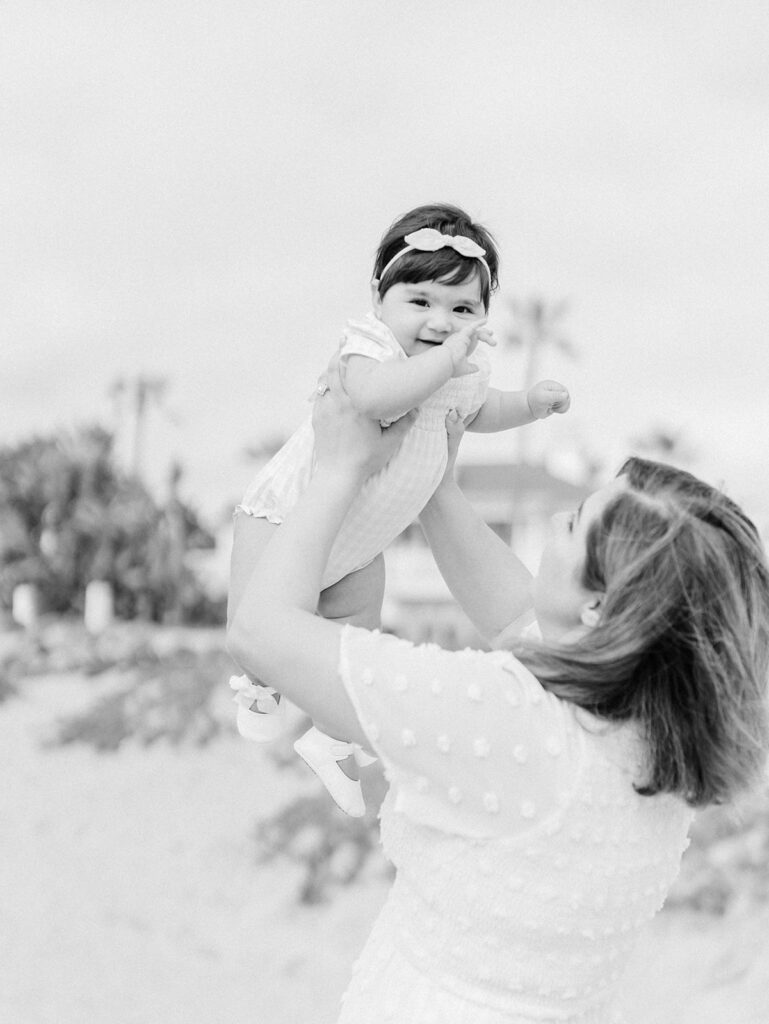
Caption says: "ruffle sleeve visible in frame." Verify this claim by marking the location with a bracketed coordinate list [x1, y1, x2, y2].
[339, 314, 406, 365]
[339, 626, 585, 839]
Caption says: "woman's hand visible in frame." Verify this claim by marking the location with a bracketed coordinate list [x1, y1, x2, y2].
[419, 406, 534, 641]
[434, 407, 473, 489]
[312, 352, 416, 480]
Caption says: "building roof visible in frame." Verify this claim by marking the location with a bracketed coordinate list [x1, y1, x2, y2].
[456, 461, 591, 513]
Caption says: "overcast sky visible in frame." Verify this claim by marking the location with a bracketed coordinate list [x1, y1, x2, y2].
[2, 1, 768, 526]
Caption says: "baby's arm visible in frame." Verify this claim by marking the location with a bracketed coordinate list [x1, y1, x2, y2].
[343, 324, 492, 423]
[467, 380, 570, 433]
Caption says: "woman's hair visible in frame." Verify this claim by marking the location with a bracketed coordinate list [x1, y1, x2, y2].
[373, 203, 500, 310]
[516, 457, 769, 808]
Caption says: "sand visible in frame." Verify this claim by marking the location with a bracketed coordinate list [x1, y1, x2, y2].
[2, 667, 768, 1024]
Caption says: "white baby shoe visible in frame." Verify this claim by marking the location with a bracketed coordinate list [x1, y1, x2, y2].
[229, 675, 289, 742]
[294, 726, 377, 817]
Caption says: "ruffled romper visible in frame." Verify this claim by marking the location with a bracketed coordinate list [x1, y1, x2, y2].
[237, 312, 490, 588]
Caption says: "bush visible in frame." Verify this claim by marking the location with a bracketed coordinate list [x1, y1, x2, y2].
[2, 619, 230, 750]
[667, 791, 769, 914]
[0, 426, 219, 623]
[254, 789, 391, 904]
[51, 646, 234, 751]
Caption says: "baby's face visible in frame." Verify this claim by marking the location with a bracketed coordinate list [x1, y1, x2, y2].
[372, 275, 485, 357]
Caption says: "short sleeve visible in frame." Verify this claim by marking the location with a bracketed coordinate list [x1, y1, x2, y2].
[339, 626, 585, 838]
[339, 315, 405, 366]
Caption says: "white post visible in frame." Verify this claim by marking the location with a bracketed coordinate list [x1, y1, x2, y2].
[12, 583, 39, 629]
[84, 580, 114, 634]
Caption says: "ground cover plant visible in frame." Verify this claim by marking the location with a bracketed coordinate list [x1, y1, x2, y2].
[6, 620, 768, 910]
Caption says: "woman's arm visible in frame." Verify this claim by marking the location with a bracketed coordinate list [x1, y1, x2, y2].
[226, 372, 415, 743]
[419, 413, 534, 644]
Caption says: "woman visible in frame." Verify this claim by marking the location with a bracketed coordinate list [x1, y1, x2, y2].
[227, 361, 769, 1024]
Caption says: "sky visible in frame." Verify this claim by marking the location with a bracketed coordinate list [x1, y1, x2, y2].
[2, 0, 768, 528]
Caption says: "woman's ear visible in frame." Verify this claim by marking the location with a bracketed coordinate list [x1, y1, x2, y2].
[370, 279, 383, 318]
[579, 595, 604, 629]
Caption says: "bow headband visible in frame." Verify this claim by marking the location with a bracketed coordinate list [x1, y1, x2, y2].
[378, 227, 491, 285]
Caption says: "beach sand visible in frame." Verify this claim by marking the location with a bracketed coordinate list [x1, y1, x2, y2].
[2, 667, 767, 1024]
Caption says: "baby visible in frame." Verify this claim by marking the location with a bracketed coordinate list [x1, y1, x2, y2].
[228, 203, 569, 815]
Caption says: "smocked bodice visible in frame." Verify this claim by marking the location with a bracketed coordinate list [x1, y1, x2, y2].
[236, 314, 490, 587]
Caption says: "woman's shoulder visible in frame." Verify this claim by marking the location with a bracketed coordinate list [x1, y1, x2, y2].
[339, 626, 588, 836]
[342, 625, 568, 722]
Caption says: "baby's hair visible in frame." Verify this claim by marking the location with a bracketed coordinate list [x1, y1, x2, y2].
[373, 203, 500, 311]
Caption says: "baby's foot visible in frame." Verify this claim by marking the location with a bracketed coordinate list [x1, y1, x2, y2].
[294, 727, 373, 817]
[229, 675, 289, 742]
[336, 744, 377, 780]
[336, 750, 359, 783]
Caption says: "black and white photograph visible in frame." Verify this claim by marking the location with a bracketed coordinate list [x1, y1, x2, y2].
[2, 3, 768, 1022]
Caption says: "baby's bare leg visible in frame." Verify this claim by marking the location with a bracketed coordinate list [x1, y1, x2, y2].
[318, 553, 385, 629]
[229, 517, 383, 682]
[228, 513, 280, 629]
[228, 513, 283, 712]
[229, 518, 383, 785]
[316, 554, 385, 778]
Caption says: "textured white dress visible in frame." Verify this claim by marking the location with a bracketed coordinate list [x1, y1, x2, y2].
[237, 313, 490, 588]
[337, 626, 695, 1024]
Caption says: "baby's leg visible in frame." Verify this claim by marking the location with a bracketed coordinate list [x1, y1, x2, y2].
[313, 554, 385, 780]
[229, 515, 383, 684]
[228, 514, 288, 733]
[228, 512, 280, 629]
[318, 553, 385, 629]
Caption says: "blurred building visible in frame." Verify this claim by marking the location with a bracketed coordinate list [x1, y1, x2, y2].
[200, 460, 591, 644]
[382, 461, 590, 650]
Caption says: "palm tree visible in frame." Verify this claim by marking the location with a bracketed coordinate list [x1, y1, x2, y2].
[630, 425, 697, 467]
[500, 296, 576, 462]
[243, 433, 288, 472]
[109, 375, 169, 482]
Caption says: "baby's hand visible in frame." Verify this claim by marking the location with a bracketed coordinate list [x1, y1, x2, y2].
[527, 380, 571, 420]
[443, 321, 495, 378]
